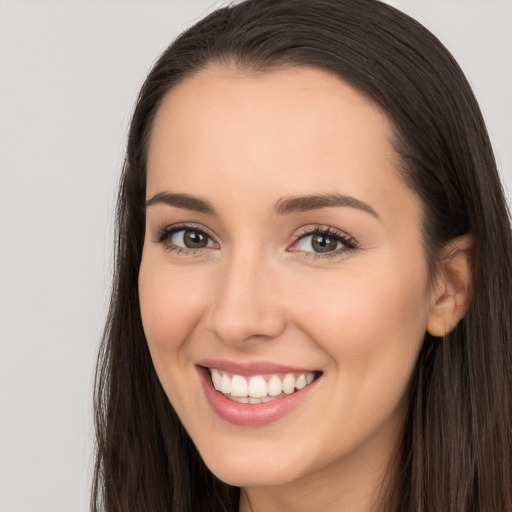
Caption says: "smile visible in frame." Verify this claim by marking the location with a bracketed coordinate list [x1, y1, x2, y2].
[197, 361, 321, 426]
[209, 368, 316, 404]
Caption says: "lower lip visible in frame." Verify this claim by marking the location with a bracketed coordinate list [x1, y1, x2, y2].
[198, 367, 319, 427]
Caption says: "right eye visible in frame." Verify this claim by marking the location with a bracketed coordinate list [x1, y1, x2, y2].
[171, 228, 216, 249]
[156, 226, 219, 253]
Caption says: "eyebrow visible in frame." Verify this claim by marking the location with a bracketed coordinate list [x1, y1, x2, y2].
[274, 193, 380, 219]
[145, 192, 215, 214]
[145, 191, 380, 219]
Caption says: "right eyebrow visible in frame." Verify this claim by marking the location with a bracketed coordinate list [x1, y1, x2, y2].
[274, 193, 380, 220]
[145, 192, 216, 214]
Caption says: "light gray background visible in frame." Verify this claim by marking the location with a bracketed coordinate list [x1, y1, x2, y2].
[0, 1, 510, 511]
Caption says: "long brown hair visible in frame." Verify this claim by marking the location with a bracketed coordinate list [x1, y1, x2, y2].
[92, 1, 512, 510]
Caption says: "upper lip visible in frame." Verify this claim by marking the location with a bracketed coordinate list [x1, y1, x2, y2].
[196, 358, 318, 376]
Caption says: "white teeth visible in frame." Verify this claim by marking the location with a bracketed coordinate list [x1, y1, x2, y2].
[231, 375, 248, 397]
[282, 373, 296, 394]
[295, 374, 306, 390]
[267, 375, 283, 396]
[209, 368, 317, 402]
[229, 395, 251, 404]
[248, 376, 267, 398]
[221, 373, 231, 394]
[211, 369, 222, 390]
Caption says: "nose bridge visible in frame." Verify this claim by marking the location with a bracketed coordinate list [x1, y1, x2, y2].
[208, 244, 285, 345]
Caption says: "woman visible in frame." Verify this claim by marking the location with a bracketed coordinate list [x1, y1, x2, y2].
[92, 0, 512, 510]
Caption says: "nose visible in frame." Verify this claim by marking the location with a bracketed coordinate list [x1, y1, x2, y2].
[207, 251, 286, 346]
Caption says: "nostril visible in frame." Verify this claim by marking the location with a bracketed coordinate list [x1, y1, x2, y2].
[208, 307, 286, 346]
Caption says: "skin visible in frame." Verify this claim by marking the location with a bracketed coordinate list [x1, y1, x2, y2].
[138, 65, 471, 512]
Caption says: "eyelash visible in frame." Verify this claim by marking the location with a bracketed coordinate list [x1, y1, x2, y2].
[290, 225, 357, 259]
[153, 223, 357, 258]
[154, 223, 217, 256]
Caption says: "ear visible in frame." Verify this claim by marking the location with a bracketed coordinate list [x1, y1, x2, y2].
[427, 235, 474, 337]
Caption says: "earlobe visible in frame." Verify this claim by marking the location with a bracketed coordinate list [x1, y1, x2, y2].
[427, 235, 474, 337]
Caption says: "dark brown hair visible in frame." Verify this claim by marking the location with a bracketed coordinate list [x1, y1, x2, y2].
[92, 1, 512, 510]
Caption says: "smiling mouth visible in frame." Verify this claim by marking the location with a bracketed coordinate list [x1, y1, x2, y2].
[208, 367, 319, 404]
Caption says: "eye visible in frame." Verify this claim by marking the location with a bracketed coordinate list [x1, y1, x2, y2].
[296, 233, 340, 253]
[155, 225, 219, 253]
[289, 226, 356, 257]
[171, 228, 216, 249]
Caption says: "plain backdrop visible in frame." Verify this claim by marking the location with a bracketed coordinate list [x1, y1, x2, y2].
[0, 1, 510, 511]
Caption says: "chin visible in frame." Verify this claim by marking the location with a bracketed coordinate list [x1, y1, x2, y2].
[191, 431, 313, 488]
[204, 457, 301, 488]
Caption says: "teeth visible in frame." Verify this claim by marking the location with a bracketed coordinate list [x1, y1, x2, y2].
[221, 373, 231, 394]
[267, 375, 283, 396]
[295, 374, 306, 390]
[209, 368, 317, 402]
[248, 376, 267, 398]
[282, 374, 296, 395]
[231, 375, 248, 397]
[211, 368, 222, 390]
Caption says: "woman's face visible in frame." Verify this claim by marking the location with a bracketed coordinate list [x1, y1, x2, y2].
[139, 66, 434, 491]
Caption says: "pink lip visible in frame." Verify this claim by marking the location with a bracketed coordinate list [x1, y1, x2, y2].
[196, 358, 313, 376]
[196, 363, 320, 427]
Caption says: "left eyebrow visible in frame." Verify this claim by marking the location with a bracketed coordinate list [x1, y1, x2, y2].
[145, 192, 215, 214]
[274, 193, 380, 220]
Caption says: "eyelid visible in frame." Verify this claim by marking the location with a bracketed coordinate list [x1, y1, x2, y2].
[288, 225, 357, 257]
[152, 222, 357, 258]
[153, 222, 220, 253]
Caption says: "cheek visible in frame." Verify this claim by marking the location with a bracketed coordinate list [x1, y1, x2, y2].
[297, 263, 428, 340]
[290, 259, 430, 413]
[138, 256, 208, 365]
[138, 256, 216, 425]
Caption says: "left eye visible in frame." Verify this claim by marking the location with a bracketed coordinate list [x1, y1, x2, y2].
[170, 229, 216, 249]
[292, 232, 347, 254]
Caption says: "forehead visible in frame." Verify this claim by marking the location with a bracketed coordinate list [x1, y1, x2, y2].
[146, 65, 412, 221]
[148, 65, 395, 167]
